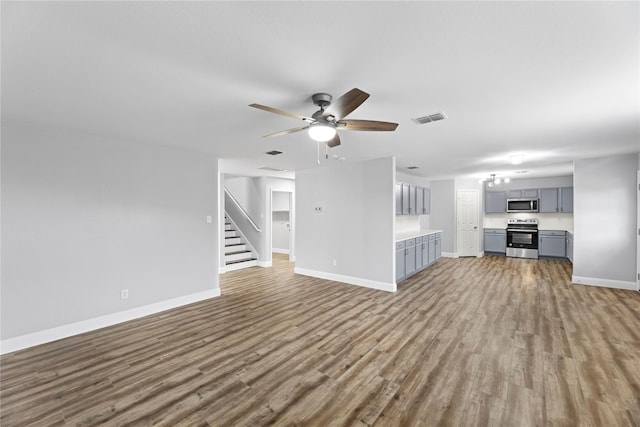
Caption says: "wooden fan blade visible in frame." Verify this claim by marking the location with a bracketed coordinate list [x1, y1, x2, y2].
[264, 125, 309, 138]
[323, 88, 369, 120]
[326, 133, 341, 148]
[249, 103, 313, 121]
[338, 119, 398, 132]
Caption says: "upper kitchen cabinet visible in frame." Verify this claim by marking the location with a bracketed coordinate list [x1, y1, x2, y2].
[396, 182, 430, 215]
[507, 189, 539, 199]
[414, 186, 430, 214]
[485, 191, 507, 213]
[539, 187, 573, 213]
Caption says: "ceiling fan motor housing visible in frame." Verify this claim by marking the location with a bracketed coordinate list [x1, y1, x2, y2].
[312, 93, 332, 109]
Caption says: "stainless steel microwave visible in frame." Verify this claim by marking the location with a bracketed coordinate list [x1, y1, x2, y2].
[506, 198, 539, 213]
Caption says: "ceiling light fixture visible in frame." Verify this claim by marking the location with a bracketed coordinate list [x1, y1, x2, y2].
[308, 122, 336, 142]
[509, 154, 525, 165]
[479, 174, 510, 186]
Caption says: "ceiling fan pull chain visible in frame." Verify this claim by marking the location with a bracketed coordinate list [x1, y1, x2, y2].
[317, 140, 320, 165]
[325, 142, 328, 159]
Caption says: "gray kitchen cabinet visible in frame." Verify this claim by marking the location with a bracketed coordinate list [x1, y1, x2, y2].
[539, 188, 559, 212]
[539, 230, 566, 258]
[539, 187, 573, 213]
[418, 187, 431, 214]
[415, 236, 424, 270]
[507, 189, 539, 199]
[415, 187, 424, 216]
[395, 241, 405, 282]
[484, 228, 506, 253]
[560, 187, 573, 213]
[566, 232, 574, 263]
[396, 183, 431, 216]
[428, 234, 436, 265]
[395, 183, 403, 215]
[401, 183, 411, 215]
[421, 236, 429, 267]
[405, 238, 417, 276]
[485, 191, 507, 213]
[396, 233, 442, 283]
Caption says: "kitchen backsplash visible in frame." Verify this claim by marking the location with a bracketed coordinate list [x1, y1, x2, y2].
[396, 214, 430, 234]
[484, 213, 574, 233]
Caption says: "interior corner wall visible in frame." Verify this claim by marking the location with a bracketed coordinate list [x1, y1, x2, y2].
[295, 157, 395, 290]
[1, 124, 219, 347]
[430, 179, 456, 255]
[573, 153, 638, 289]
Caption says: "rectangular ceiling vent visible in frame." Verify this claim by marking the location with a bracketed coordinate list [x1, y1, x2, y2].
[412, 112, 448, 125]
[258, 166, 287, 172]
[407, 166, 420, 170]
[265, 150, 283, 155]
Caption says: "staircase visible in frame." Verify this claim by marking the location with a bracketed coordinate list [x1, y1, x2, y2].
[224, 216, 258, 272]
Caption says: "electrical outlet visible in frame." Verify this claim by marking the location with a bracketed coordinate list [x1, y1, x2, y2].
[121, 289, 129, 299]
[332, 259, 337, 266]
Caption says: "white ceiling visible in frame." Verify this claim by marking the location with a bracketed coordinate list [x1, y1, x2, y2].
[2, 2, 638, 181]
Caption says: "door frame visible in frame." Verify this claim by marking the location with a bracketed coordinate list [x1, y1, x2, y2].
[270, 189, 295, 262]
[456, 189, 480, 257]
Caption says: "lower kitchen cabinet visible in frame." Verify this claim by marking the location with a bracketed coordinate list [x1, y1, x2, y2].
[396, 232, 442, 283]
[395, 241, 405, 282]
[566, 232, 574, 262]
[539, 230, 566, 258]
[484, 228, 506, 254]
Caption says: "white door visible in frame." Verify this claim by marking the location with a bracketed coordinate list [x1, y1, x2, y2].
[457, 190, 479, 257]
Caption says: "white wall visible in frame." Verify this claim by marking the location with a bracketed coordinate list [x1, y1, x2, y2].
[573, 153, 638, 289]
[430, 179, 456, 255]
[295, 157, 395, 291]
[225, 176, 262, 224]
[1, 124, 219, 351]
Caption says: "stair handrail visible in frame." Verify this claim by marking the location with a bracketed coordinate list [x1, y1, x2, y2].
[224, 187, 261, 232]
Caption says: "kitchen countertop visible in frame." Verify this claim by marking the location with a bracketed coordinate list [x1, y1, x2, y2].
[395, 229, 442, 242]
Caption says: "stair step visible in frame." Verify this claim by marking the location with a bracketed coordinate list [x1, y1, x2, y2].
[225, 251, 254, 262]
[225, 243, 247, 253]
[225, 237, 242, 245]
[226, 257, 257, 265]
[225, 230, 237, 237]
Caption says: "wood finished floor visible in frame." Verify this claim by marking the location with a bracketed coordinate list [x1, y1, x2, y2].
[1, 254, 639, 426]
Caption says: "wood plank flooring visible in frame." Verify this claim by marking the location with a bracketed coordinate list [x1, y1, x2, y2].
[1, 254, 639, 426]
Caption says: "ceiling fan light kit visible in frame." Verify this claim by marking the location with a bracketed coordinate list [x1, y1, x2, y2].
[249, 88, 398, 153]
[308, 122, 337, 142]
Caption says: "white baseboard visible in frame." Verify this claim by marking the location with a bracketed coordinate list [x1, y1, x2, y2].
[272, 248, 290, 254]
[442, 252, 458, 258]
[0, 288, 221, 355]
[258, 260, 272, 268]
[571, 275, 637, 291]
[294, 267, 396, 293]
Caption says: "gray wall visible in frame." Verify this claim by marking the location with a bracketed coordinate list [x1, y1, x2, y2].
[573, 153, 638, 287]
[430, 179, 456, 254]
[1, 124, 219, 340]
[295, 157, 395, 288]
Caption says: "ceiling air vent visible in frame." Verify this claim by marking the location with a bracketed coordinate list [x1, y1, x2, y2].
[407, 166, 420, 170]
[265, 150, 283, 156]
[412, 112, 448, 125]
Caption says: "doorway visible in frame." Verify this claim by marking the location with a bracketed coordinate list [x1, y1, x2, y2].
[457, 189, 480, 257]
[271, 190, 294, 261]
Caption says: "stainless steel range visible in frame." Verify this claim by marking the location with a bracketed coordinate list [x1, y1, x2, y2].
[506, 218, 539, 259]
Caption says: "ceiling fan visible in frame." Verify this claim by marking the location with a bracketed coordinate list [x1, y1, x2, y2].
[249, 88, 398, 148]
